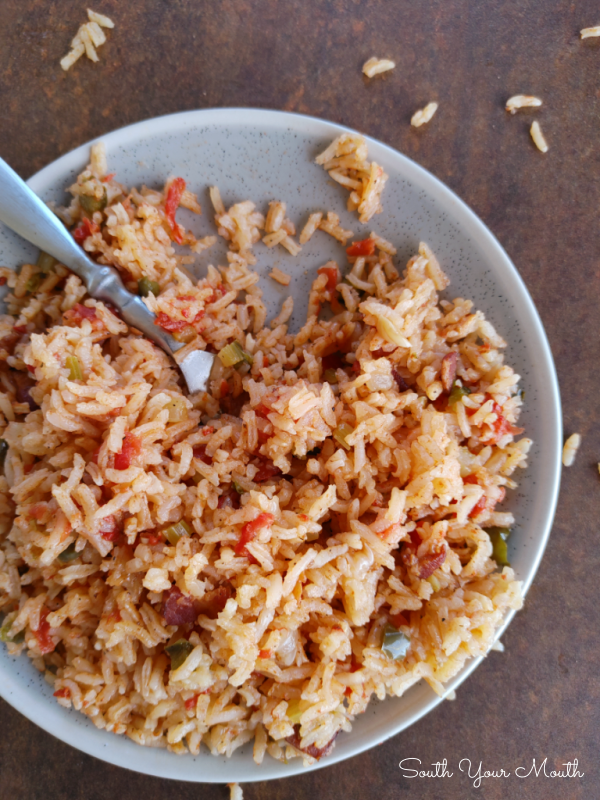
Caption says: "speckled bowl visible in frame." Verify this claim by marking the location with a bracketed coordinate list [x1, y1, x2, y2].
[0, 108, 561, 782]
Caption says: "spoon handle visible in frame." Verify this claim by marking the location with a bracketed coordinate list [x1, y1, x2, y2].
[0, 156, 179, 356]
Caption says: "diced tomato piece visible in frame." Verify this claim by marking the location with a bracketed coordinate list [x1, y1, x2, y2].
[253, 460, 282, 483]
[114, 432, 142, 470]
[34, 607, 55, 655]
[220, 379, 230, 397]
[489, 402, 524, 442]
[317, 264, 341, 293]
[161, 586, 198, 625]
[53, 687, 70, 699]
[254, 404, 271, 419]
[102, 173, 116, 182]
[185, 694, 199, 711]
[0, 277, 6, 286]
[193, 445, 211, 464]
[165, 177, 186, 244]
[144, 532, 163, 546]
[99, 514, 121, 542]
[389, 612, 409, 628]
[26, 365, 36, 374]
[13, 325, 28, 334]
[73, 217, 99, 246]
[463, 475, 479, 485]
[235, 513, 274, 558]
[346, 238, 376, 258]
[154, 313, 188, 333]
[91, 447, 101, 465]
[258, 649, 273, 659]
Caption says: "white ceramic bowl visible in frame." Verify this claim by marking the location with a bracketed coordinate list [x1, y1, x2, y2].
[0, 108, 562, 782]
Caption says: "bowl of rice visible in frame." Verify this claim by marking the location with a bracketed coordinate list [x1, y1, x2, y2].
[0, 108, 561, 782]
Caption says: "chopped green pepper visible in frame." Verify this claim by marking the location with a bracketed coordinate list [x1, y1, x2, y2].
[162, 520, 193, 546]
[0, 439, 8, 470]
[79, 188, 107, 214]
[45, 663, 58, 675]
[0, 621, 24, 644]
[36, 252, 57, 273]
[381, 623, 411, 661]
[58, 543, 79, 564]
[25, 273, 42, 294]
[66, 355, 83, 381]
[138, 277, 161, 297]
[218, 341, 254, 368]
[232, 479, 245, 495]
[448, 383, 471, 405]
[486, 527, 511, 566]
[323, 369, 338, 384]
[165, 638, 194, 670]
[333, 422, 354, 451]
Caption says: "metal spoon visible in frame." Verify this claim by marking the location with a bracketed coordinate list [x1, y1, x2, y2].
[0, 156, 216, 394]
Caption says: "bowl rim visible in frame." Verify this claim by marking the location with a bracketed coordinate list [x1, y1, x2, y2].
[0, 106, 562, 782]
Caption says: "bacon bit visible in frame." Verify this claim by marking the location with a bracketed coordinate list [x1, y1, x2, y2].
[102, 172, 116, 182]
[217, 491, 240, 510]
[99, 515, 121, 542]
[53, 687, 70, 699]
[0, 277, 6, 286]
[389, 612, 409, 628]
[72, 217, 99, 246]
[220, 379, 230, 397]
[321, 352, 344, 371]
[162, 586, 198, 626]
[34, 607, 55, 655]
[286, 729, 339, 760]
[13, 325, 28, 334]
[392, 368, 409, 392]
[351, 360, 361, 374]
[185, 694, 199, 711]
[114, 432, 141, 470]
[165, 177, 186, 244]
[195, 586, 232, 619]
[235, 513, 274, 558]
[440, 352, 457, 392]
[193, 445, 211, 464]
[23, 464, 33, 475]
[254, 460, 282, 483]
[63, 303, 102, 330]
[259, 649, 273, 659]
[317, 264, 341, 293]
[418, 544, 447, 579]
[346, 238, 376, 257]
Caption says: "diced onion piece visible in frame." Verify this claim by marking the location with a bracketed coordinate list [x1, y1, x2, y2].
[166, 396, 188, 423]
[333, 422, 354, 450]
[374, 315, 411, 347]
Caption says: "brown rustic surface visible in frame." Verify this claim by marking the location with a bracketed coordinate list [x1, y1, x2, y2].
[0, 1, 599, 798]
